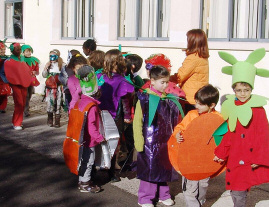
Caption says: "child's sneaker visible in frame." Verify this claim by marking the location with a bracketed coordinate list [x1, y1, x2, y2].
[78, 181, 101, 193]
[159, 198, 175, 206]
[13, 125, 23, 130]
[138, 203, 154, 207]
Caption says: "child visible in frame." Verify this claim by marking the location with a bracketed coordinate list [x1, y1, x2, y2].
[59, 49, 81, 111]
[173, 29, 209, 113]
[142, 54, 186, 99]
[97, 49, 134, 182]
[42, 49, 65, 127]
[121, 54, 144, 168]
[0, 39, 11, 113]
[214, 48, 269, 207]
[66, 54, 88, 111]
[88, 50, 105, 72]
[82, 39, 97, 57]
[2, 43, 31, 130]
[125, 54, 144, 89]
[172, 84, 221, 207]
[133, 65, 181, 207]
[66, 65, 103, 193]
[21, 45, 40, 117]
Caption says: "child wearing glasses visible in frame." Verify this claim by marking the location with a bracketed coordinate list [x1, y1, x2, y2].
[214, 48, 269, 207]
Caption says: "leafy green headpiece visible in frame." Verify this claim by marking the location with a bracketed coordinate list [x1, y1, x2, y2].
[218, 48, 269, 88]
[21, 45, 33, 53]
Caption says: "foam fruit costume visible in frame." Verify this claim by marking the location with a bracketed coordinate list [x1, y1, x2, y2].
[21, 44, 40, 87]
[4, 44, 31, 87]
[168, 111, 227, 180]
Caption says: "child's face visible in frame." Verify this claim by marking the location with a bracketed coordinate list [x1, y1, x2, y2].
[83, 47, 91, 56]
[233, 83, 252, 102]
[23, 49, 32, 58]
[0, 47, 6, 56]
[151, 76, 169, 93]
[49, 52, 58, 63]
[195, 100, 215, 114]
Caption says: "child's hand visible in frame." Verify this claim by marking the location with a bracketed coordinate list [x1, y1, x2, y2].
[176, 132, 184, 143]
[124, 118, 132, 124]
[44, 62, 50, 70]
[213, 155, 224, 163]
[251, 164, 259, 169]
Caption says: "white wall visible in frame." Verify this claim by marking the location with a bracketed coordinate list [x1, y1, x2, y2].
[0, 0, 269, 115]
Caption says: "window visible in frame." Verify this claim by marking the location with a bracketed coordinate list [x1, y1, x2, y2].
[118, 0, 171, 40]
[201, 0, 269, 41]
[5, 0, 23, 39]
[62, 0, 94, 39]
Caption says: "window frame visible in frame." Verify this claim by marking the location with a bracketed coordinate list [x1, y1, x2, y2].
[4, 0, 23, 39]
[117, 0, 170, 41]
[61, 0, 94, 40]
[200, 0, 269, 42]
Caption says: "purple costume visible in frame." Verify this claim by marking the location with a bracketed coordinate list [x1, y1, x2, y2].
[137, 91, 179, 182]
[97, 73, 134, 119]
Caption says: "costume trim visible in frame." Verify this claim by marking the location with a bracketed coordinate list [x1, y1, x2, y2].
[221, 94, 268, 132]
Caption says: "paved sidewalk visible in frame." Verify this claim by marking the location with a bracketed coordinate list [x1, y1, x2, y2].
[1, 94, 269, 207]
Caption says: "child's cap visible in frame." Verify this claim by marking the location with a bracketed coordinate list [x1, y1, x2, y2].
[0, 38, 7, 49]
[218, 48, 269, 89]
[77, 65, 98, 96]
[9, 42, 21, 52]
[21, 45, 33, 53]
[145, 53, 171, 72]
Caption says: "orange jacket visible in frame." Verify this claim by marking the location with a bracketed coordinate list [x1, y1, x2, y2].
[177, 53, 209, 104]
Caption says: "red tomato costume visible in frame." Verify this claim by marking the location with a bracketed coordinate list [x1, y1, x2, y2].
[215, 100, 269, 191]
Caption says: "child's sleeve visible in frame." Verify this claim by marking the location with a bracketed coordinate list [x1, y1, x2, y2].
[251, 108, 269, 166]
[87, 105, 104, 146]
[59, 67, 68, 86]
[172, 111, 195, 137]
[133, 100, 144, 152]
[177, 55, 198, 86]
[42, 69, 48, 78]
[34, 63, 39, 75]
[214, 130, 231, 160]
[121, 93, 133, 120]
[117, 79, 135, 97]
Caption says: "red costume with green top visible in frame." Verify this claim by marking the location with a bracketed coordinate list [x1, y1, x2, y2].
[3, 54, 31, 126]
[215, 97, 269, 191]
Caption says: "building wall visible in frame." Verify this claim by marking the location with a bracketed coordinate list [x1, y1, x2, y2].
[0, 0, 269, 113]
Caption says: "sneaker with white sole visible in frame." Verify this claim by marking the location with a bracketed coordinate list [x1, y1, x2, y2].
[138, 203, 154, 207]
[78, 181, 101, 193]
[13, 126, 23, 130]
[159, 198, 175, 206]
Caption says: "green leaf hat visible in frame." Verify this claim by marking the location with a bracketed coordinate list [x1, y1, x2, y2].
[218, 48, 269, 88]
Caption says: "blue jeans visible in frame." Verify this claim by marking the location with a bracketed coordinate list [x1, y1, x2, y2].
[78, 147, 95, 182]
